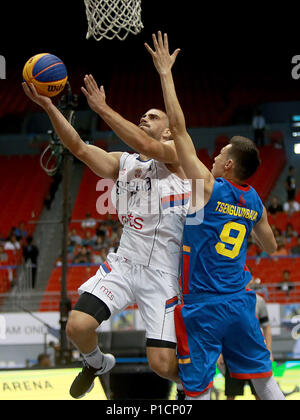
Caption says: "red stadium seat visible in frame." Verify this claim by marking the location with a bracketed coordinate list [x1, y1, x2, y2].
[39, 265, 98, 311]
[247, 145, 286, 202]
[0, 155, 52, 238]
[196, 149, 212, 170]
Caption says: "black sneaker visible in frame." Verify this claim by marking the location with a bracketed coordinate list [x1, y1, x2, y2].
[177, 389, 186, 401]
[70, 354, 116, 399]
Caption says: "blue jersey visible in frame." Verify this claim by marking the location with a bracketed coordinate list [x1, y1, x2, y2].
[181, 178, 263, 296]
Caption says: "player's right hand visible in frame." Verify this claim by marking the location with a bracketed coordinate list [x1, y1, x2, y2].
[145, 31, 180, 76]
[22, 82, 53, 110]
[81, 74, 106, 114]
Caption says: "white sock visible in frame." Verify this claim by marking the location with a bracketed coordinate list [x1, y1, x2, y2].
[186, 389, 211, 400]
[82, 346, 104, 369]
[251, 376, 285, 400]
[177, 383, 184, 391]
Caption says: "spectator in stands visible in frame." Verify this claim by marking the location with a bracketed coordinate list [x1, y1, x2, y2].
[109, 224, 123, 250]
[96, 221, 109, 238]
[69, 228, 82, 246]
[283, 223, 298, 243]
[92, 252, 104, 265]
[67, 238, 75, 261]
[268, 196, 283, 215]
[271, 238, 288, 259]
[73, 245, 92, 264]
[32, 353, 52, 369]
[92, 231, 108, 251]
[14, 221, 28, 241]
[109, 224, 123, 252]
[103, 213, 118, 228]
[271, 226, 283, 243]
[252, 109, 266, 147]
[4, 234, 21, 251]
[283, 198, 300, 215]
[0, 244, 8, 263]
[291, 236, 300, 255]
[22, 236, 39, 288]
[248, 267, 269, 301]
[81, 212, 96, 230]
[93, 247, 109, 264]
[82, 230, 96, 247]
[100, 247, 109, 262]
[285, 166, 296, 202]
[276, 270, 294, 296]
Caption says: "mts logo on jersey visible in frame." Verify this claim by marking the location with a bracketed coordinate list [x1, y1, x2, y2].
[100, 285, 114, 301]
[121, 213, 144, 230]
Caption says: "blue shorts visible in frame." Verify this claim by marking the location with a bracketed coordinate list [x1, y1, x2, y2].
[174, 290, 272, 397]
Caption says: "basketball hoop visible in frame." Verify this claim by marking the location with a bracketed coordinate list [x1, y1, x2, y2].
[84, 0, 144, 41]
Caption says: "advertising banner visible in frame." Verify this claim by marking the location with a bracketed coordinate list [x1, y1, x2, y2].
[0, 368, 107, 400]
[0, 312, 60, 345]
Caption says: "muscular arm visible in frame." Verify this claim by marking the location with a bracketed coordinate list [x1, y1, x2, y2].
[252, 206, 277, 254]
[145, 32, 215, 199]
[22, 82, 121, 180]
[81, 75, 179, 165]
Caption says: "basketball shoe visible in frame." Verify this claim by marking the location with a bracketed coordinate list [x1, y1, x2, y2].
[176, 383, 185, 400]
[70, 353, 116, 399]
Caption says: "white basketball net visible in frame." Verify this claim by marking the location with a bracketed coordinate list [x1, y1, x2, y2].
[84, 0, 143, 41]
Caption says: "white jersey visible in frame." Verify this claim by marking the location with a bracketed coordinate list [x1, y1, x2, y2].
[111, 152, 191, 276]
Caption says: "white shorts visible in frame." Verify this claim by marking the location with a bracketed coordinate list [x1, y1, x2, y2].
[78, 253, 180, 343]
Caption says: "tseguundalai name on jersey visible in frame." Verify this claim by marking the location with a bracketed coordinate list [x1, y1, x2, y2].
[215, 201, 258, 222]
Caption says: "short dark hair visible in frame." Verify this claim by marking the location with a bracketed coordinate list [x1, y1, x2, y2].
[38, 353, 49, 364]
[228, 136, 261, 181]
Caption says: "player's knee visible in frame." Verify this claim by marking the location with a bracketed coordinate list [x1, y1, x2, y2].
[148, 351, 176, 379]
[66, 314, 82, 341]
[66, 310, 97, 341]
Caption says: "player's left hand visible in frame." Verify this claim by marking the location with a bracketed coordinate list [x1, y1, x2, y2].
[81, 74, 106, 113]
[145, 31, 180, 76]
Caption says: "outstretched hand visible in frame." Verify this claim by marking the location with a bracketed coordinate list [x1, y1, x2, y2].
[81, 74, 106, 113]
[145, 31, 180, 76]
[22, 82, 52, 110]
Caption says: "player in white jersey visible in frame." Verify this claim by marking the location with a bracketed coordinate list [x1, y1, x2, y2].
[22, 75, 190, 399]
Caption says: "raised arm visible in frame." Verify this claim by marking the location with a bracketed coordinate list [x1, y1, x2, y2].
[22, 82, 121, 180]
[81, 75, 179, 165]
[145, 32, 215, 196]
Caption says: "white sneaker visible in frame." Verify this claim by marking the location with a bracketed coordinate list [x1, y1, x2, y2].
[95, 353, 116, 375]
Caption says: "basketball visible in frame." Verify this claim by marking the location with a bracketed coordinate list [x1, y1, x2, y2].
[22, 53, 68, 97]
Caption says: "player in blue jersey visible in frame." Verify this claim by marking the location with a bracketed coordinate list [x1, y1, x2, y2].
[145, 32, 285, 400]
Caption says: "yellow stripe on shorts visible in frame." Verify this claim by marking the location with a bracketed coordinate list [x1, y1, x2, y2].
[183, 245, 191, 253]
[178, 358, 191, 364]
